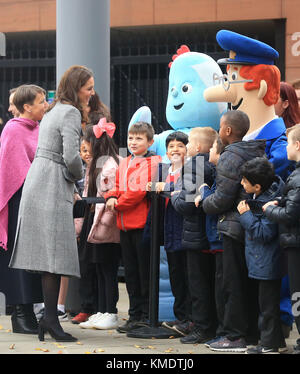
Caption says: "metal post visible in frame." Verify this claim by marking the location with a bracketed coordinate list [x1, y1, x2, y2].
[127, 191, 179, 339]
[56, 0, 110, 106]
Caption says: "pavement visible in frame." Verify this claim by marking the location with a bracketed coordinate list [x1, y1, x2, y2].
[0, 281, 299, 357]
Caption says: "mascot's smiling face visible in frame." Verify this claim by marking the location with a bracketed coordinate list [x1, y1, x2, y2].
[166, 50, 227, 131]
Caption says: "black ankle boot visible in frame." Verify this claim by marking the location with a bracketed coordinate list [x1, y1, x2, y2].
[11, 304, 39, 334]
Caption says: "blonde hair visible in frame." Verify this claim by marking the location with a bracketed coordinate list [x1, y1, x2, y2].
[286, 123, 300, 142]
[189, 127, 218, 152]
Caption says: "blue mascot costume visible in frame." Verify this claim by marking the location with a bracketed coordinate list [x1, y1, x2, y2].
[128, 45, 227, 321]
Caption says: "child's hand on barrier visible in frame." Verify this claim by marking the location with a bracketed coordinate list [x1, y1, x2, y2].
[194, 194, 202, 208]
[237, 200, 250, 215]
[73, 193, 82, 204]
[262, 200, 278, 212]
[155, 182, 166, 194]
[106, 198, 118, 212]
[146, 182, 152, 192]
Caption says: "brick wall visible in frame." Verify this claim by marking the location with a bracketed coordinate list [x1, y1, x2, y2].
[0, 0, 299, 82]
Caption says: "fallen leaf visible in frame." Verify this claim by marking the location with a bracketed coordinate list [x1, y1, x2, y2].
[9, 344, 15, 350]
[134, 344, 141, 348]
[76, 341, 83, 345]
[85, 351, 92, 354]
[148, 345, 156, 349]
[57, 345, 66, 349]
[57, 350, 63, 354]
[188, 351, 194, 354]
[164, 348, 173, 353]
[41, 349, 49, 352]
[97, 349, 105, 352]
[168, 336, 175, 339]
[0, 325, 3, 330]
[6, 329, 11, 332]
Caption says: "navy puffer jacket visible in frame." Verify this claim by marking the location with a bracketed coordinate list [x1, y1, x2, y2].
[239, 176, 286, 280]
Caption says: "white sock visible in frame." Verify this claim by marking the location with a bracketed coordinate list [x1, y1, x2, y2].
[57, 304, 65, 313]
[34, 303, 44, 314]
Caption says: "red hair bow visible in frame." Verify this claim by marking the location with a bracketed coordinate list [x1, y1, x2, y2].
[93, 117, 116, 139]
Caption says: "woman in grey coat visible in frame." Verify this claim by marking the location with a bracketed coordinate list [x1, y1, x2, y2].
[10, 65, 95, 342]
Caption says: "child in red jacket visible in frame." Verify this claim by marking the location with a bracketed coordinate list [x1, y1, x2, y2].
[105, 121, 161, 333]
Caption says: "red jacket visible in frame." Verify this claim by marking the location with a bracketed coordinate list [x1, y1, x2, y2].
[105, 153, 161, 231]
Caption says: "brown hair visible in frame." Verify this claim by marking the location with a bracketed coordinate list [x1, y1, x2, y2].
[279, 82, 300, 128]
[128, 121, 155, 141]
[13, 84, 46, 113]
[47, 65, 93, 121]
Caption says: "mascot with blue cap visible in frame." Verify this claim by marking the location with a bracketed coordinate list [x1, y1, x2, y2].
[204, 29, 292, 180]
[204, 29, 294, 347]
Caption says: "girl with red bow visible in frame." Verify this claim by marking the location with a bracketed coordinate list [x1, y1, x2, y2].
[73, 116, 122, 330]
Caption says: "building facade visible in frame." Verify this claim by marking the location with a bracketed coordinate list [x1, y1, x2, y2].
[0, 0, 299, 145]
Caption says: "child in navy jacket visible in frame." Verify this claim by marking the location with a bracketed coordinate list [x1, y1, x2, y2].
[238, 157, 286, 354]
[146, 131, 191, 331]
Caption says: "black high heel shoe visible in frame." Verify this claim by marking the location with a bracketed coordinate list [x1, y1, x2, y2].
[38, 318, 77, 342]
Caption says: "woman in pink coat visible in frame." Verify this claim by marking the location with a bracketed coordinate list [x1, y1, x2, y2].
[0, 84, 47, 334]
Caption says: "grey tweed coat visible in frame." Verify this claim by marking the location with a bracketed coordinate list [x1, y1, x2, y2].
[9, 102, 83, 277]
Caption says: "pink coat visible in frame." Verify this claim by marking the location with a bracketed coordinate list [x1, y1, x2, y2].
[75, 156, 121, 244]
[0, 118, 39, 250]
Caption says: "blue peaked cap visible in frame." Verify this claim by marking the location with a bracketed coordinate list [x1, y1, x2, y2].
[216, 30, 279, 66]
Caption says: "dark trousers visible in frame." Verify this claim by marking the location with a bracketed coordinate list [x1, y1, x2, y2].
[214, 252, 226, 336]
[186, 249, 217, 335]
[255, 278, 285, 349]
[222, 235, 259, 341]
[95, 261, 119, 314]
[166, 250, 191, 322]
[120, 229, 150, 320]
[78, 261, 97, 314]
[287, 248, 300, 336]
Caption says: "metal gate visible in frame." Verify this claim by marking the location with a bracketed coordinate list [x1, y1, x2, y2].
[0, 20, 285, 146]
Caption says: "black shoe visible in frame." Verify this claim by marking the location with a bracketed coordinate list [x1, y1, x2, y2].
[293, 344, 300, 354]
[173, 321, 194, 337]
[180, 327, 214, 344]
[116, 319, 140, 333]
[11, 304, 39, 334]
[246, 345, 280, 354]
[38, 318, 77, 342]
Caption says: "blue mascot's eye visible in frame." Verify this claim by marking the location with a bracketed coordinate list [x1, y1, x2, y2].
[182, 83, 192, 94]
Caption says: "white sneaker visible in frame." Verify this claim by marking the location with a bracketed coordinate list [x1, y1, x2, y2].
[79, 312, 103, 329]
[92, 313, 118, 330]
